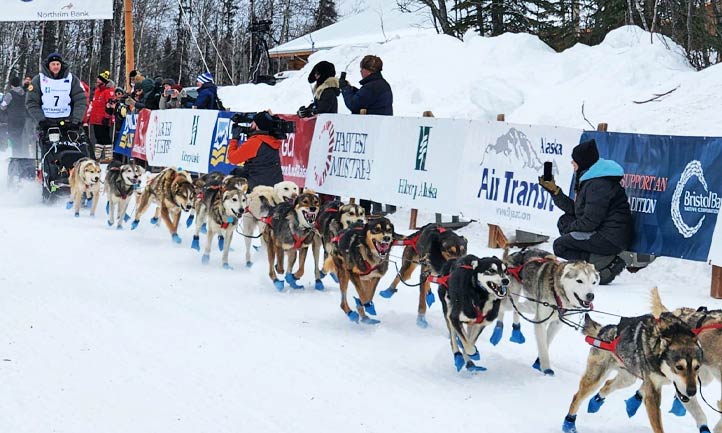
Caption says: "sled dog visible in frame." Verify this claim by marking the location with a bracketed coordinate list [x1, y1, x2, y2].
[104, 160, 144, 229]
[68, 157, 102, 217]
[131, 167, 194, 243]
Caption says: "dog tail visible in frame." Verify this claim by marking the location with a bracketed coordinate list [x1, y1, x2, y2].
[502, 247, 510, 262]
[650, 287, 668, 319]
[582, 313, 603, 337]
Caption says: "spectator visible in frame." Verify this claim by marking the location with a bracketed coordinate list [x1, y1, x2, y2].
[1, 76, 32, 156]
[159, 79, 184, 110]
[297, 61, 340, 117]
[226, 111, 283, 191]
[131, 71, 155, 109]
[26, 52, 87, 132]
[340, 55, 394, 214]
[186, 72, 217, 109]
[340, 55, 393, 115]
[22, 76, 31, 90]
[539, 139, 632, 285]
[87, 70, 116, 162]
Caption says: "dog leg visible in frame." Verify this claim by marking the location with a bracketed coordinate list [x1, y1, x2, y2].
[383, 247, 416, 299]
[90, 185, 100, 217]
[683, 396, 709, 432]
[533, 321, 553, 375]
[73, 186, 82, 217]
[202, 225, 214, 265]
[311, 235, 323, 290]
[221, 228, 234, 269]
[565, 353, 614, 430]
[107, 197, 116, 227]
[587, 369, 637, 414]
[285, 249, 303, 289]
[337, 267, 357, 322]
[160, 206, 177, 242]
[242, 214, 255, 267]
[132, 189, 151, 228]
[293, 247, 308, 279]
[267, 240, 280, 288]
[641, 381, 664, 433]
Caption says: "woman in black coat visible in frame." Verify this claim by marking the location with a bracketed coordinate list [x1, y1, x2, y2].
[297, 61, 340, 117]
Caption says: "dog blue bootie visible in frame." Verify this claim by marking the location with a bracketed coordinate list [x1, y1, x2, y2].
[416, 314, 428, 329]
[74, 212, 80, 218]
[314, 279, 324, 291]
[107, 220, 113, 227]
[130, 220, 140, 230]
[426, 290, 435, 307]
[218, 236, 225, 252]
[171, 233, 182, 244]
[700, 425, 711, 433]
[379, 287, 397, 299]
[66, 201, 73, 210]
[625, 391, 643, 417]
[453, 352, 465, 372]
[285, 273, 304, 290]
[124, 213, 130, 222]
[191, 235, 200, 251]
[510, 323, 526, 344]
[273, 279, 284, 291]
[201, 254, 210, 265]
[222, 263, 233, 270]
[490, 320, 504, 346]
[587, 393, 605, 413]
[200, 223, 207, 234]
[532, 357, 554, 376]
[84, 198, 92, 208]
[361, 316, 380, 325]
[669, 396, 686, 416]
[246, 261, 253, 268]
[347, 311, 359, 323]
[562, 415, 577, 433]
[465, 360, 487, 372]
[354, 297, 376, 315]
[455, 336, 479, 360]
[150, 216, 159, 225]
[105, 202, 109, 214]
[329, 272, 339, 283]
[185, 214, 194, 228]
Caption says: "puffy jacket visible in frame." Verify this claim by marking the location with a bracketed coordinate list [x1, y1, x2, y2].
[553, 159, 633, 250]
[341, 71, 393, 115]
[313, 77, 340, 114]
[87, 82, 116, 125]
[25, 63, 87, 125]
[188, 82, 217, 110]
[227, 132, 283, 191]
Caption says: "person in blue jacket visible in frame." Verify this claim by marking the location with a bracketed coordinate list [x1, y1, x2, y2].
[340, 55, 393, 116]
[187, 72, 217, 109]
[539, 139, 633, 285]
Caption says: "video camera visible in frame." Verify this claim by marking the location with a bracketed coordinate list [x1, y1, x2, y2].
[230, 112, 295, 139]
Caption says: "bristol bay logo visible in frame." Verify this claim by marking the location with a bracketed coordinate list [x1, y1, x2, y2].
[415, 126, 431, 171]
[312, 121, 372, 187]
[210, 117, 230, 167]
[671, 160, 722, 238]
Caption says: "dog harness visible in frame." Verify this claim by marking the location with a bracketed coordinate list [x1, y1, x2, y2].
[584, 335, 623, 363]
[692, 323, 722, 335]
[292, 231, 312, 249]
[393, 226, 447, 253]
[425, 264, 475, 287]
[245, 206, 273, 225]
[507, 257, 554, 283]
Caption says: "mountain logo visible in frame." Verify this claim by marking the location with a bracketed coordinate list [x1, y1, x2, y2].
[481, 127, 551, 173]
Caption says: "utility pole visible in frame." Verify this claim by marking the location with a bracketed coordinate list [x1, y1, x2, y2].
[249, 0, 255, 81]
[124, 0, 135, 91]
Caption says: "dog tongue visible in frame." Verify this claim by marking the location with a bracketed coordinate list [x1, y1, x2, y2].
[376, 242, 390, 254]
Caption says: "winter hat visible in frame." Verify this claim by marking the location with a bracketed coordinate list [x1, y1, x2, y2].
[162, 78, 176, 86]
[196, 72, 214, 84]
[253, 111, 275, 132]
[307, 61, 336, 85]
[360, 55, 383, 73]
[98, 70, 110, 84]
[572, 139, 600, 171]
[9, 76, 21, 87]
[114, 87, 126, 95]
[45, 52, 63, 67]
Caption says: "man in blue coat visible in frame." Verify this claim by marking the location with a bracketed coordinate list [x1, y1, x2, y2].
[187, 72, 217, 110]
[340, 55, 392, 116]
[539, 139, 633, 285]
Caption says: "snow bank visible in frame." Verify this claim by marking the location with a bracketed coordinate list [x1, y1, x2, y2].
[221, 25, 721, 136]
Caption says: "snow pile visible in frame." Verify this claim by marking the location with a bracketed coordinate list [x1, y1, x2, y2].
[222, 25, 722, 136]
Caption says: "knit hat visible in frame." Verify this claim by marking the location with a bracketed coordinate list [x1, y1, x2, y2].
[9, 77, 21, 87]
[162, 78, 177, 86]
[572, 139, 600, 171]
[98, 70, 110, 84]
[114, 87, 126, 95]
[360, 55, 383, 73]
[253, 111, 275, 132]
[197, 72, 214, 84]
[307, 61, 336, 85]
[45, 52, 63, 67]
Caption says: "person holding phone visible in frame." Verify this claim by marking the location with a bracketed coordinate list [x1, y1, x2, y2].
[159, 79, 183, 110]
[538, 139, 632, 285]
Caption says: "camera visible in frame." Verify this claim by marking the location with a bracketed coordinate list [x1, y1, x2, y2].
[230, 112, 295, 139]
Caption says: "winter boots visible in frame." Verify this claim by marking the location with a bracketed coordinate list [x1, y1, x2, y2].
[94, 144, 113, 164]
[589, 254, 627, 285]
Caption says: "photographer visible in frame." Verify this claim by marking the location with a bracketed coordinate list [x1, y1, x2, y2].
[227, 111, 285, 191]
[539, 139, 632, 285]
[159, 79, 184, 110]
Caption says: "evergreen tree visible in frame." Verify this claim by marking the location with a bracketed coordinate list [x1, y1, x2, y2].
[314, 0, 338, 31]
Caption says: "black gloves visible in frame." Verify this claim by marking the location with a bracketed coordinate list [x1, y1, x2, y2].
[297, 105, 315, 118]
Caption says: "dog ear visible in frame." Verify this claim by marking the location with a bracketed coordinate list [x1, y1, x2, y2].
[650, 287, 668, 320]
[392, 232, 405, 241]
[470, 259, 478, 269]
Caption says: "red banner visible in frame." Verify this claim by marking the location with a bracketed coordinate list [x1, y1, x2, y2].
[278, 115, 316, 188]
[131, 108, 152, 161]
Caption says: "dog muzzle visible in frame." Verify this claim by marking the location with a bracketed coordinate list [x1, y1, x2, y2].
[374, 240, 392, 258]
[486, 281, 507, 298]
[574, 293, 594, 310]
[302, 209, 318, 225]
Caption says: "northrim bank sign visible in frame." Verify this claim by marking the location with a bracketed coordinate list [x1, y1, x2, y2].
[2, 0, 112, 21]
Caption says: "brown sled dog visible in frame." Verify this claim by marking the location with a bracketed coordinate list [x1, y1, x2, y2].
[68, 157, 102, 217]
[379, 223, 467, 328]
[324, 218, 395, 325]
[131, 167, 195, 243]
[264, 191, 321, 291]
[315, 199, 367, 288]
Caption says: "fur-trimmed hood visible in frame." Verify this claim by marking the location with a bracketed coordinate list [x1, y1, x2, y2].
[314, 77, 340, 100]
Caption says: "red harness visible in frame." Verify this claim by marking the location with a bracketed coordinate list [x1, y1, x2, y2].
[292, 232, 312, 249]
[245, 206, 273, 225]
[425, 264, 475, 287]
[507, 257, 554, 283]
[692, 323, 722, 335]
[393, 226, 447, 253]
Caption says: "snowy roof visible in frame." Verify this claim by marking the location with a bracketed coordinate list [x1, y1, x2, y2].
[269, 4, 437, 56]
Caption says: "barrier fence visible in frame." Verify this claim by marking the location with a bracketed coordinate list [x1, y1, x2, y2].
[113, 109, 722, 281]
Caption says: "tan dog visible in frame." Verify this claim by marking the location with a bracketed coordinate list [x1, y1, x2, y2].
[131, 167, 195, 243]
[68, 157, 102, 217]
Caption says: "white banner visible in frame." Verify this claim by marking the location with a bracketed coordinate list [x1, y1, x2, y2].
[306, 114, 582, 236]
[1, 0, 113, 21]
[144, 110, 218, 174]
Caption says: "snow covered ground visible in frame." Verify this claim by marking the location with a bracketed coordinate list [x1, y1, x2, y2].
[2, 25, 722, 433]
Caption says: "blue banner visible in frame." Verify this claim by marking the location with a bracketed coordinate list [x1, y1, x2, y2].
[113, 113, 137, 158]
[207, 111, 236, 174]
[582, 131, 722, 261]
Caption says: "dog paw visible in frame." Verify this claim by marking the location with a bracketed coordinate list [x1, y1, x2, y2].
[425, 290, 435, 307]
[107, 220, 113, 227]
[314, 279, 324, 291]
[489, 320, 504, 346]
[510, 323, 526, 344]
[699, 425, 711, 433]
[347, 311, 359, 323]
[468, 349, 480, 361]
[532, 357, 541, 371]
[116, 225, 123, 230]
[562, 414, 577, 433]
[669, 396, 686, 417]
[222, 263, 233, 270]
[416, 314, 428, 329]
[200, 223, 207, 234]
[465, 361, 487, 372]
[625, 391, 643, 418]
[150, 217, 159, 225]
[191, 235, 200, 251]
[185, 215, 195, 228]
[218, 236, 225, 252]
[171, 233, 182, 244]
[543, 368, 555, 376]
[285, 273, 304, 290]
[123, 213, 130, 222]
[74, 212, 80, 218]
[246, 261, 253, 268]
[201, 254, 210, 265]
[354, 297, 376, 315]
[130, 220, 139, 230]
[587, 393, 605, 413]
[360, 316, 380, 325]
[329, 272, 339, 283]
[453, 352, 464, 372]
[66, 201, 73, 210]
[273, 279, 285, 291]
[379, 287, 397, 299]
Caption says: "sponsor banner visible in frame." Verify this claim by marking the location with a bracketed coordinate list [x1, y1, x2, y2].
[306, 114, 466, 211]
[458, 122, 580, 234]
[278, 115, 314, 188]
[2, 0, 113, 21]
[144, 109, 217, 173]
[131, 109, 151, 161]
[113, 113, 137, 158]
[584, 131, 722, 262]
[207, 111, 237, 174]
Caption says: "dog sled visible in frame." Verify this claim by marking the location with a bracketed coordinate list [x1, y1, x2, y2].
[35, 120, 90, 203]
